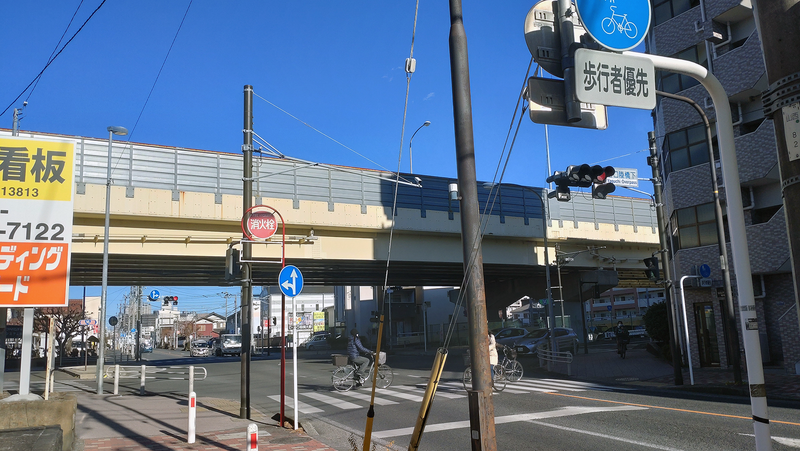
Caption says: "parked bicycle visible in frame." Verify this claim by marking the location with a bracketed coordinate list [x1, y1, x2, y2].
[332, 352, 393, 391]
[497, 346, 523, 382]
[461, 350, 506, 392]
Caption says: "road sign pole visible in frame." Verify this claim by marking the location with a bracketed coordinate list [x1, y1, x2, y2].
[558, 0, 581, 123]
[241, 84, 254, 420]
[292, 296, 298, 430]
[630, 51, 772, 450]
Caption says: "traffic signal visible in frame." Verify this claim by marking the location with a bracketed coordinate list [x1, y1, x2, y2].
[591, 165, 616, 199]
[163, 295, 178, 305]
[272, 317, 277, 326]
[546, 171, 571, 201]
[225, 246, 241, 281]
[644, 256, 660, 281]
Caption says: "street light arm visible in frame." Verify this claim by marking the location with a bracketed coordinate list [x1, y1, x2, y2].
[408, 121, 430, 174]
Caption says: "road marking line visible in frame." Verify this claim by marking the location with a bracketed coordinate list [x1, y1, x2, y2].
[513, 380, 583, 392]
[336, 390, 398, 405]
[372, 405, 647, 438]
[525, 419, 683, 450]
[302, 392, 361, 410]
[547, 393, 800, 426]
[740, 433, 800, 448]
[268, 395, 323, 414]
[373, 388, 424, 402]
[541, 378, 633, 390]
[405, 384, 465, 399]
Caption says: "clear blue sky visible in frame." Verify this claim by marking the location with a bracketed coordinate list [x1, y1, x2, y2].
[2, 1, 655, 318]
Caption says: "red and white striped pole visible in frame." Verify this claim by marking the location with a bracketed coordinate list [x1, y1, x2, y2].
[188, 391, 197, 444]
[247, 423, 258, 451]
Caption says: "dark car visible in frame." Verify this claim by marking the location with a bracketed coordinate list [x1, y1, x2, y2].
[493, 328, 529, 347]
[514, 327, 579, 356]
[587, 326, 607, 342]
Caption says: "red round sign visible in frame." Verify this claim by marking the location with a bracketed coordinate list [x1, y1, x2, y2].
[245, 211, 278, 240]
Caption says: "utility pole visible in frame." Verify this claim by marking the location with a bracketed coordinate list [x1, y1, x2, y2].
[135, 286, 142, 361]
[240, 85, 254, 420]
[752, 1, 800, 337]
[648, 132, 684, 385]
[447, 1, 497, 450]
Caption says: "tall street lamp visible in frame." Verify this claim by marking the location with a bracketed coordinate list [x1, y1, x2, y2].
[409, 121, 430, 174]
[96, 125, 128, 394]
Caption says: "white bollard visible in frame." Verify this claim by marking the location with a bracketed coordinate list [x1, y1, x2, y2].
[188, 391, 197, 444]
[247, 423, 258, 451]
[189, 365, 194, 396]
[114, 364, 120, 395]
[140, 364, 146, 396]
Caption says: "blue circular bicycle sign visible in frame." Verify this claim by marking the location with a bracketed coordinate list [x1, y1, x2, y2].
[575, 0, 651, 51]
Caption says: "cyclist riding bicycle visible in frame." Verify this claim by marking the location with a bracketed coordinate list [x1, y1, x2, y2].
[615, 321, 630, 355]
[347, 329, 372, 386]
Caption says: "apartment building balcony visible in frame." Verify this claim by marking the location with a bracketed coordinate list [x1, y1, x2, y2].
[735, 119, 779, 185]
[713, 30, 766, 99]
[651, 6, 703, 57]
[662, 163, 715, 213]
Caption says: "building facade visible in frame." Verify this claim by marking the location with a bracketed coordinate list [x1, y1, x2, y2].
[648, 0, 799, 373]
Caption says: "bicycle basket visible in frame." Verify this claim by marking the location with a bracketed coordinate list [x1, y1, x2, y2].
[504, 347, 517, 360]
[332, 354, 348, 366]
[378, 351, 386, 365]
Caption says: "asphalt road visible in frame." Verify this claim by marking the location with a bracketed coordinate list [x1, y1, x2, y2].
[18, 346, 800, 451]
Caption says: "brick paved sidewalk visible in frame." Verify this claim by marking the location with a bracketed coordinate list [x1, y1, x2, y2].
[81, 427, 336, 451]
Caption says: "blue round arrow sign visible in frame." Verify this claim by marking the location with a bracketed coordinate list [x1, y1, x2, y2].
[699, 264, 712, 278]
[148, 289, 160, 301]
[278, 265, 304, 297]
[575, 0, 651, 51]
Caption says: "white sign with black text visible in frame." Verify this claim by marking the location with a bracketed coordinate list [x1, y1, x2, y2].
[574, 49, 656, 110]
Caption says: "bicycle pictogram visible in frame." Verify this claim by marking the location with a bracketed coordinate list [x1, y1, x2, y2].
[601, 6, 638, 39]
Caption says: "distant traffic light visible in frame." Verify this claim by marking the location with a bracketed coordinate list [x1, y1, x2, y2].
[272, 317, 277, 326]
[644, 256, 660, 281]
[548, 164, 616, 202]
[163, 295, 179, 305]
[225, 246, 241, 281]
[591, 165, 616, 199]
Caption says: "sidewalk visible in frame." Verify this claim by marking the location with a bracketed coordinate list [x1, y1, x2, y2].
[74, 392, 336, 451]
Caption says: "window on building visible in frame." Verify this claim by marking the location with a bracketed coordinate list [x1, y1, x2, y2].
[653, 0, 700, 26]
[664, 123, 710, 173]
[658, 45, 707, 93]
[671, 202, 718, 249]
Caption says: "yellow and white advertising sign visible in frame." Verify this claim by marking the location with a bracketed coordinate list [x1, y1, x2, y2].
[0, 137, 75, 307]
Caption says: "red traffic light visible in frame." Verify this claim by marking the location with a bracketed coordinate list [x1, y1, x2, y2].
[591, 165, 615, 183]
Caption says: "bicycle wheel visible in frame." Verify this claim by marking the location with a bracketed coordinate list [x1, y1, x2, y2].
[505, 360, 523, 382]
[376, 364, 393, 388]
[462, 367, 472, 391]
[332, 366, 354, 391]
[601, 17, 615, 34]
[492, 365, 506, 393]
[621, 343, 627, 359]
[624, 21, 638, 39]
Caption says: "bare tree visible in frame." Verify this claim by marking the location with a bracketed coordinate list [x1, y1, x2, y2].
[33, 301, 84, 366]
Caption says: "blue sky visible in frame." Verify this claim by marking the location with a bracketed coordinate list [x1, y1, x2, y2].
[2, 1, 655, 317]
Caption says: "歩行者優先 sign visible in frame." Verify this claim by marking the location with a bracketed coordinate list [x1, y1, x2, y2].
[1, 137, 75, 307]
[607, 168, 639, 187]
[574, 49, 656, 110]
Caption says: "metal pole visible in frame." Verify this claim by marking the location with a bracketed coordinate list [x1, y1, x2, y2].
[647, 131, 684, 386]
[656, 90, 742, 384]
[634, 52, 771, 449]
[280, 292, 286, 425]
[136, 287, 141, 361]
[241, 84, 254, 420]
[678, 276, 698, 385]
[409, 121, 430, 174]
[96, 129, 114, 394]
[292, 296, 298, 430]
[448, 1, 497, 448]
[752, 0, 800, 355]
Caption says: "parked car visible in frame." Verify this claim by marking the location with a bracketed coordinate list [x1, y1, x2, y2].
[513, 327, 579, 356]
[492, 328, 529, 347]
[140, 341, 153, 353]
[604, 325, 648, 339]
[304, 334, 331, 350]
[190, 340, 211, 357]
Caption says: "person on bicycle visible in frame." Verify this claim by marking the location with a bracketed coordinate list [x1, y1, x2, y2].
[615, 321, 630, 354]
[347, 328, 372, 385]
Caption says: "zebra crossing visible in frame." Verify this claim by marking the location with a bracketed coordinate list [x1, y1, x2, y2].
[269, 377, 629, 414]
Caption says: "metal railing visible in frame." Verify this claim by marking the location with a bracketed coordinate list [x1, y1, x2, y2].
[536, 343, 574, 376]
[105, 364, 207, 396]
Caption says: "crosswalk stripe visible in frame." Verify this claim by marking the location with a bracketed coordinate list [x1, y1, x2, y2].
[302, 392, 362, 410]
[373, 388, 424, 402]
[268, 395, 323, 414]
[497, 387, 529, 394]
[540, 378, 625, 390]
[513, 380, 586, 392]
[336, 390, 398, 405]
[407, 384, 465, 399]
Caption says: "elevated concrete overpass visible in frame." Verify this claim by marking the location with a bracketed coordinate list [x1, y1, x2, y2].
[6, 131, 661, 309]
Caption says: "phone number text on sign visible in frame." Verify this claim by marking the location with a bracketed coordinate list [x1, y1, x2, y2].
[0, 137, 74, 307]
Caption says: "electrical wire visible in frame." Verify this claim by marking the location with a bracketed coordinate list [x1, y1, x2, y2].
[111, 0, 194, 177]
[0, 0, 107, 118]
[26, 0, 86, 103]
